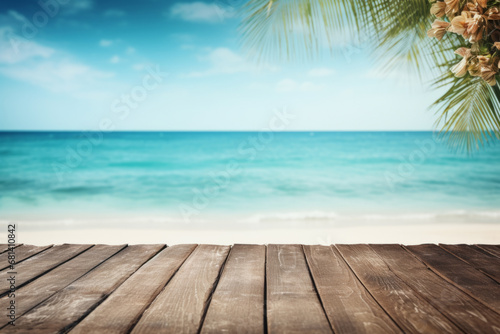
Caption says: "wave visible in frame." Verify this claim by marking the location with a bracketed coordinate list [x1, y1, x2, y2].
[51, 186, 111, 195]
[0, 215, 210, 229]
[240, 210, 500, 224]
[242, 211, 340, 223]
[0, 179, 32, 190]
[1, 210, 499, 228]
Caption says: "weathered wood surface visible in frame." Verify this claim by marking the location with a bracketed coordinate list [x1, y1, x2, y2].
[71, 244, 196, 334]
[440, 244, 500, 284]
[0, 244, 22, 255]
[477, 244, 500, 258]
[3, 245, 163, 333]
[0, 243, 499, 333]
[336, 244, 461, 333]
[267, 244, 333, 333]
[406, 244, 500, 313]
[200, 244, 266, 334]
[0, 245, 52, 271]
[371, 244, 500, 334]
[0, 244, 92, 296]
[131, 245, 230, 334]
[0, 244, 125, 328]
[303, 245, 401, 334]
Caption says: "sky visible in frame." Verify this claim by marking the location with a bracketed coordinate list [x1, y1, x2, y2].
[0, 0, 441, 131]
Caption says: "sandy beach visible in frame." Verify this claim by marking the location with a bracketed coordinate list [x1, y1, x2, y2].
[17, 223, 500, 245]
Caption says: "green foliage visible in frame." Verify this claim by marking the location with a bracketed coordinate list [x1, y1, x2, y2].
[240, 0, 500, 151]
[434, 70, 500, 150]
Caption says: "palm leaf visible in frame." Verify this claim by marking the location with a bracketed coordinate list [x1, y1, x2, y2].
[239, 0, 500, 151]
[239, 0, 434, 70]
[433, 70, 500, 151]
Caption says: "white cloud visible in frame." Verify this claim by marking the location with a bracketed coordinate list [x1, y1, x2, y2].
[308, 67, 335, 77]
[99, 39, 113, 47]
[0, 22, 114, 100]
[103, 9, 126, 17]
[126, 47, 136, 54]
[61, 0, 94, 15]
[186, 48, 248, 77]
[5, 10, 27, 24]
[132, 63, 147, 71]
[0, 27, 54, 64]
[169, 2, 233, 23]
[185, 47, 277, 77]
[110, 55, 120, 64]
[206, 48, 244, 72]
[276, 79, 324, 93]
[0, 60, 113, 97]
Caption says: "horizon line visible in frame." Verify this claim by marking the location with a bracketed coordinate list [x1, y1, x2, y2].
[0, 130, 438, 133]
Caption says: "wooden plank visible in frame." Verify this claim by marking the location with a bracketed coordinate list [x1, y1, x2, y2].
[0, 244, 125, 328]
[131, 245, 230, 334]
[0, 245, 52, 270]
[371, 244, 500, 334]
[266, 244, 332, 334]
[476, 244, 500, 259]
[71, 244, 197, 334]
[303, 245, 401, 334]
[406, 244, 500, 312]
[200, 244, 266, 334]
[440, 244, 500, 284]
[2, 245, 164, 333]
[0, 244, 92, 296]
[0, 244, 22, 255]
[336, 244, 461, 334]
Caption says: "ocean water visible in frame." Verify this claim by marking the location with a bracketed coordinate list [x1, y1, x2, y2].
[1, 131, 500, 226]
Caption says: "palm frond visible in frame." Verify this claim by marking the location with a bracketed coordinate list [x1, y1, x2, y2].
[239, 0, 433, 69]
[239, 0, 500, 151]
[433, 70, 500, 151]
[239, 0, 360, 62]
[373, 23, 467, 83]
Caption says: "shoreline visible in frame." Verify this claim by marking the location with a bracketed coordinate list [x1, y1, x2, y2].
[16, 223, 500, 245]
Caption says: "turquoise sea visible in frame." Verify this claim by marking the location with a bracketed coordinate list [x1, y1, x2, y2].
[1, 131, 500, 226]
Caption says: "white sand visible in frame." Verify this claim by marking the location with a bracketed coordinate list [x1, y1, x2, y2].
[17, 223, 500, 245]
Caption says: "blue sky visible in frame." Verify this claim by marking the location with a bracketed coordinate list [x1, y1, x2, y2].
[0, 0, 441, 130]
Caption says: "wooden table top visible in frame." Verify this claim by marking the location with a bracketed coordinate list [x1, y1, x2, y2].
[1, 243, 499, 333]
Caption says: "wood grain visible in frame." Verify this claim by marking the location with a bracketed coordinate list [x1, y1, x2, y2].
[336, 244, 461, 334]
[266, 244, 332, 334]
[372, 244, 500, 333]
[201, 244, 266, 334]
[303, 245, 401, 334]
[0, 245, 53, 271]
[476, 244, 500, 259]
[2, 243, 500, 333]
[70, 244, 197, 334]
[131, 245, 230, 334]
[440, 244, 500, 283]
[2, 245, 164, 333]
[0, 244, 22, 255]
[0, 244, 125, 328]
[0, 244, 92, 296]
[406, 244, 500, 312]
